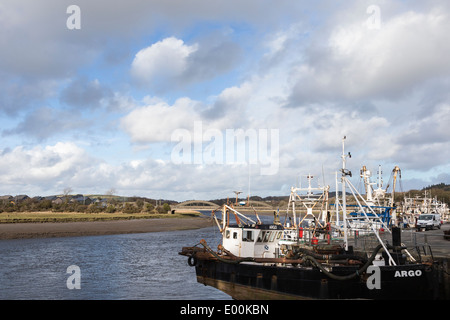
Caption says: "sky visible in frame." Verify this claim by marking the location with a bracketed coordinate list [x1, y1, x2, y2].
[0, 0, 449, 201]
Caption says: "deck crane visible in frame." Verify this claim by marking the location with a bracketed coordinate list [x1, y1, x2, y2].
[385, 166, 401, 226]
[390, 166, 401, 207]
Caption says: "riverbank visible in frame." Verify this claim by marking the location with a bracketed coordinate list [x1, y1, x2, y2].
[0, 211, 214, 240]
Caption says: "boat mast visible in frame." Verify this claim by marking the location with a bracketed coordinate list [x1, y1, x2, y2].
[390, 166, 401, 226]
[335, 171, 340, 226]
[341, 136, 351, 251]
[360, 166, 375, 205]
[377, 165, 383, 190]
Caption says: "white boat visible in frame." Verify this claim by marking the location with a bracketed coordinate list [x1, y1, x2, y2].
[179, 137, 449, 299]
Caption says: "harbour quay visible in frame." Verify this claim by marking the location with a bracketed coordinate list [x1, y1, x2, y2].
[350, 222, 450, 298]
[346, 222, 450, 258]
[394, 223, 450, 259]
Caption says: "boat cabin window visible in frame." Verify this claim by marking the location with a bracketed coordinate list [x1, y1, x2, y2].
[269, 231, 276, 242]
[225, 230, 230, 239]
[243, 230, 253, 242]
[256, 230, 281, 243]
[257, 231, 264, 242]
[233, 232, 238, 239]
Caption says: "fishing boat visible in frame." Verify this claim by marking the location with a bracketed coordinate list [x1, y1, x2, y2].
[179, 137, 449, 299]
[401, 192, 450, 228]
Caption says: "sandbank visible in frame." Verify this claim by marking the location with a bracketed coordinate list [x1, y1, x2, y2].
[0, 216, 214, 240]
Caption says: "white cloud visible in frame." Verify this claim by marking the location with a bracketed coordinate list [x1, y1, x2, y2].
[121, 82, 254, 144]
[0, 142, 94, 193]
[131, 37, 198, 86]
[201, 82, 253, 120]
[130, 35, 242, 91]
[120, 97, 200, 143]
[288, 6, 450, 104]
[393, 103, 450, 170]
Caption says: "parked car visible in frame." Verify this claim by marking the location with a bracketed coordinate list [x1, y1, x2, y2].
[416, 213, 441, 231]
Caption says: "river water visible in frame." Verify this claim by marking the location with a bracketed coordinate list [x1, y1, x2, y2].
[0, 224, 231, 300]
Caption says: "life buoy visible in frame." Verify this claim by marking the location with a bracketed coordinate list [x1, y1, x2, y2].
[188, 255, 197, 266]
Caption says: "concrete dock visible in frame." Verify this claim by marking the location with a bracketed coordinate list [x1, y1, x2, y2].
[397, 222, 450, 259]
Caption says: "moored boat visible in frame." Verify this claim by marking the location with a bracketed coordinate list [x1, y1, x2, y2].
[179, 137, 449, 299]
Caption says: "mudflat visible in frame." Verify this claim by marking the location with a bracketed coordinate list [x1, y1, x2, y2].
[0, 217, 214, 240]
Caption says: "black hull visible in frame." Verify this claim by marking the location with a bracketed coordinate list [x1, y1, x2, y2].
[194, 259, 448, 300]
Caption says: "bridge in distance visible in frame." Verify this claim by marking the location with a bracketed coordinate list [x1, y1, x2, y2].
[174, 199, 279, 211]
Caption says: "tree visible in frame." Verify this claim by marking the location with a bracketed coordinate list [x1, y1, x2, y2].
[106, 188, 117, 205]
[123, 203, 140, 214]
[63, 187, 73, 197]
[163, 203, 171, 213]
[105, 205, 116, 213]
[144, 203, 155, 213]
[156, 203, 171, 214]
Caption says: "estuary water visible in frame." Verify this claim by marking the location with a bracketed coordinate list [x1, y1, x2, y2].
[0, 225, 231, 300]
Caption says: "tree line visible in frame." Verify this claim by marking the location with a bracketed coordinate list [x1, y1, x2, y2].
[0, 195, 172, 214]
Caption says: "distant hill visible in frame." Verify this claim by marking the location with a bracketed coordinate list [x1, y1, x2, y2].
[414, 183, 450, 204]
[423, 183, 450, 192]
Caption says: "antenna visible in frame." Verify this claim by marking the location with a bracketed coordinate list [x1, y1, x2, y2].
[248, 164, 251, 207]
[322, 164, 326, 187]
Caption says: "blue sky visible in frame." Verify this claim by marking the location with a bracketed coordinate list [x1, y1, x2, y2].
[0, 0, 449, 201]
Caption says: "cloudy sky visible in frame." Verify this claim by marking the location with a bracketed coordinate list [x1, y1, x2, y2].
[0, 0, 449, 201]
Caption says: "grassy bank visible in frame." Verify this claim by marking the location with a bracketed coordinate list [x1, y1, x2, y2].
[0, 210, 201, 224]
